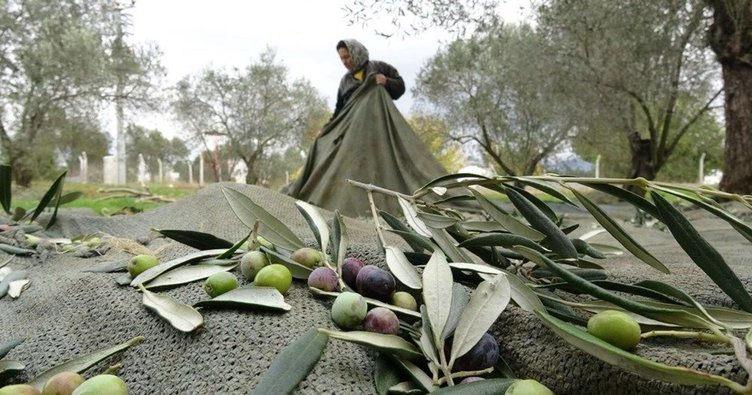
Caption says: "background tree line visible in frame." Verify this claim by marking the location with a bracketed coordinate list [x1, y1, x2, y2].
[2, 0, 748, 193]
[349, 0, 752, 193]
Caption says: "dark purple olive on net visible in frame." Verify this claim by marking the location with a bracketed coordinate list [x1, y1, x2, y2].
[356, 265, 395, 302]
[363, 307, 400, 335]
[452, 332, 499, 372]
[342, 257, 365, 289]
[307, 267, 339, 292]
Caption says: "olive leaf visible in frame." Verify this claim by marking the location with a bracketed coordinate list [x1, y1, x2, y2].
[416, 173, 490, 194]
[153, 229, 233, 250]
[82, 260, 128, 273]
[441, 283, 470, 340]
[428, 227, 473, 263]
[387, 381, 422, 394]
[457, 233, 548, 253]
[417, 212, 459, 229]
[386, 230, 435, 253]
[385, 246, 422, 290]
[29, 336, 144, 390]
[449, 274, 510, 366]
[419, 306, 440, 365]
[572, 239, 606, 259]
[652, 185, 752, 244]
[485, 270, 545, 313]
[0, 164, 11, 214]
[295, 200, 330, 254]
[8, 278, 29, 298]
[535, 310, 744, 392]
[390, 356, 439, 393]
[397, 196, 432, 237]
[216, 232, 251, 259]
[139, 284, 203, 332]
[0, 339, 23, 359]
[194, 286, 291, 311]
[460, 221, 507, 233]
[114, 273, 132, 286]
[221, 186, 304, 250]
[379, 210, 429, 253]
[0, 243, 35, 256]
[144, 264, 236, 289]
[317, 329, 422, 359]
[502, 183, 558, 224]
[375, 354, 403, 395]
[505, 186, 577, 259]
[261, 246, 313, 280]
[580, 182, 661, 219]
[651, 191, 752, 313]
[49, 191, 83, 207]
[449, 262, 503, 275]
[0, 360, 24, 377]
[130, 249, 229, 287]
[514, 246, 717, 330]
[468, 187, 545, 241]
[508, 177, 577, 206]
[432, 378, 518, 394]
[634, 280, 723, 327]
[30, 170, 66, 229]
[0, 270, 27, 298]
[590, 280, 683, 305]
[422, 251, 454, 345]
[252, 328, 329, 395]
[331, 210, 348, 276]
[570, 189, 668, 273]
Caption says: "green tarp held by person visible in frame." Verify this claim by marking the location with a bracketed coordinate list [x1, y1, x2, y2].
[283, 39, 449, 217]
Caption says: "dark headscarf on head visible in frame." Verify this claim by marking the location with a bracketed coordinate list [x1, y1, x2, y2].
[337, 39, 369, 71]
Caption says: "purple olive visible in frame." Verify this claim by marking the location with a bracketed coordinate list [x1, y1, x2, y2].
[342, 257, 365, 289]
[307, 267, 339, 292]
[356, 265, 395, 302]
[363, 307, 400, 335]
[452, 332, 499, 372]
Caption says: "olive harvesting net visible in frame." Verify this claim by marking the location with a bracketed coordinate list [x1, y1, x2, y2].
[1, 183, 751, 394]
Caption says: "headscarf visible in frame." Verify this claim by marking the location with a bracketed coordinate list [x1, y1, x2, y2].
[338, 39, 369, 71]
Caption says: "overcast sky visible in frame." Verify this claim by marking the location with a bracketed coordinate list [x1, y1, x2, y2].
[115, 0, 531, 142]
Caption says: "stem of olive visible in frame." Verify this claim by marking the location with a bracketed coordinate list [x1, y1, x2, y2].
[641, 330, 732, 345]
[435, 367, 494, 385]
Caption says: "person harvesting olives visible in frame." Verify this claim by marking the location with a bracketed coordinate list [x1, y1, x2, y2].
[284, 39, 449, 217]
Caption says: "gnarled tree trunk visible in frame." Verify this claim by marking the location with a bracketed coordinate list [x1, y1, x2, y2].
[718, 62, 752, 194]
[707, 0, 752, 194]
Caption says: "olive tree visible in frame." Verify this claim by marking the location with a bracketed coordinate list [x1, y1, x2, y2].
[172, 49, 328, 185]
[414, 24, 578, 176]
[0, 0, 162, 185]
[538, 0, 721, 183]
[707, 0, 752, 193]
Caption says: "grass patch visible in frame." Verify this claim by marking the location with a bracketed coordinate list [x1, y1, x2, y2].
[12, 182, 199, 216]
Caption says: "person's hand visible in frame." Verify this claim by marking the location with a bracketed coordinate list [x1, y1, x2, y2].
[375, 74, 387, 86]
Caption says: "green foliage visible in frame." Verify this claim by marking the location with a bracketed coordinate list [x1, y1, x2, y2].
[0, 0, 162, 186]
[126, 124, 189, 180]
[344, 173, 752, 392]
[414, 23, 578, 176]
[573, 97, 724, 181]
[408, 115, 465, 173]
[172, 48, 328, 185]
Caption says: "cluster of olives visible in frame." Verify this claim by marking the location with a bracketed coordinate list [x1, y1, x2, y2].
[306, 257, 419, 335]
[204, 237, 312, 297]
[0, 372, 127, 395]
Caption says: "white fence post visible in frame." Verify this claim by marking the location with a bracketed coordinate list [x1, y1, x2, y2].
[595, 154, 601, 178]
